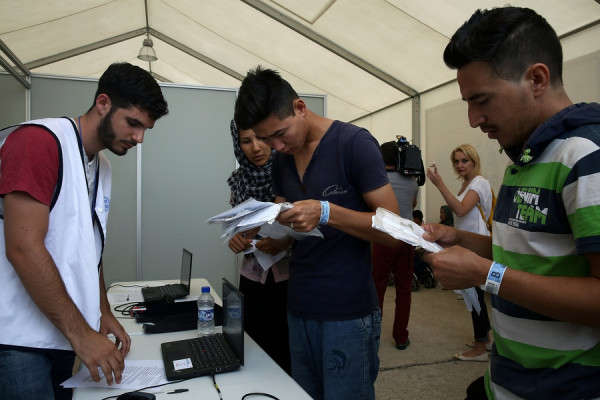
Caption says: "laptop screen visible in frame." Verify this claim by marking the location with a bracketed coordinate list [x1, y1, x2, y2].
[222, 278, 244, 364]
[180, 248, 192, 291]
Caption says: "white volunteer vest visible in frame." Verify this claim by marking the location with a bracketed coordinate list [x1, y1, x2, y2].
[0, 117, 111, 351]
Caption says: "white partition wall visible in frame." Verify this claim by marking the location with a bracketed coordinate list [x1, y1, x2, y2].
[0, 74, 27, 125]
[139, 84, 237, 289]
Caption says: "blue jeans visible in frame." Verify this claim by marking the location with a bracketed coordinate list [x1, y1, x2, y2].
[0, 348, 76, 400]
[288, 309, 382, 400]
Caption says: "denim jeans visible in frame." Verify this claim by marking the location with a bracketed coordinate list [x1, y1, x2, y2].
[0, 348, 76, 400]
[288, 309, 382, 400]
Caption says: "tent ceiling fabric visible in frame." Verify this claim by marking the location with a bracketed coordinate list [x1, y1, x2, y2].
[1, 0, 599, 122]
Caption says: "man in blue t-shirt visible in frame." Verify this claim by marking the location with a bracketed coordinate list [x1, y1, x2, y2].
[234, 67, 399, 400]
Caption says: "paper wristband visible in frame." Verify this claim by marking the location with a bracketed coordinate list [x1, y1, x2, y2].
[481, 261, 507, 295]
[319, 201, 330, 225]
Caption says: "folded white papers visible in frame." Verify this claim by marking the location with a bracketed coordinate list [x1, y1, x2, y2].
[243, 240, 286, 271]
[371, 207, 481, 314]
[455, 287, 481, 314]
[206, 198, 323, 243]
[371, 208, 443, 253]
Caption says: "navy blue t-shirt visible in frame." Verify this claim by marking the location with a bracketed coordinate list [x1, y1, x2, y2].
[272, 121, 388, 320]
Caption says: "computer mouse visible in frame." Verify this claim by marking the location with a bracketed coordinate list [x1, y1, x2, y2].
[116, 392, 156, 400]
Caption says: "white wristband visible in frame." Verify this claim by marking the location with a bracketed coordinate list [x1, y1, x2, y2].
[481, 261, 506, 295]
[319, 201, 330, 225]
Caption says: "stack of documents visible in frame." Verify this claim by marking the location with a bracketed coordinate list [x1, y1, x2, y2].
[371, 207, 481, 314]
[206, 199, 322, 241]
[206, 199, 323, 271]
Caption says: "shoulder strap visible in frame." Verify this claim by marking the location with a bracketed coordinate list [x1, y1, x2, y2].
[477, 204, 491, 232]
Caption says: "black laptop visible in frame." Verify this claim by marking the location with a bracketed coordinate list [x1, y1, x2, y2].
[141, 248, 192, 303]
[160, 278, 244, 381]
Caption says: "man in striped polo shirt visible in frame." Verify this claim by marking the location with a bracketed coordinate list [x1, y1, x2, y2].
[424, 6, 600, 400]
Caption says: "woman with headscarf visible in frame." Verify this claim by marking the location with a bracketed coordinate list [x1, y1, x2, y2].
[427, 144, 493, 362]
[439, 204, 454, 226]
[226, 120, 291, 374]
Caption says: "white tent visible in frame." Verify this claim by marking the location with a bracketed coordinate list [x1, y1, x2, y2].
[2, 0, 599, 126]
[1, 0, 600, 281]
[2, 0, 600, 222]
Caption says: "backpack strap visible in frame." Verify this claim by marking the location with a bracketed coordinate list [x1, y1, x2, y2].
[477, 203, 492, 233]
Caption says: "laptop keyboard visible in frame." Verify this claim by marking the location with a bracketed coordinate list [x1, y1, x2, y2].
[190, 336, 232, 368]
[163, 284, 187, 298]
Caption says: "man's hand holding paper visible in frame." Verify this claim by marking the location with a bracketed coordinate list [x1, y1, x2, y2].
[371, 208, 483, 313]
[423, 245, 487, 290]
[228, 227, 261, 253]
[276, 199, 321, 232]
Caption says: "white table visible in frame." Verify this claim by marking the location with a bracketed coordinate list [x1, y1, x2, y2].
[73, 279, 311, 400]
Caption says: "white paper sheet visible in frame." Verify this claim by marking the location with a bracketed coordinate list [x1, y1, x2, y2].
[206, 198, 323, 241]
[243, 240, 287, 271]
[372, 207, 481, 314]
[61, 360, 168, 390]
[107, 290, 144, 305]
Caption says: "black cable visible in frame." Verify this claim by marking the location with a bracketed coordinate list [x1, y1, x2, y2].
[106, 283, 147, 316]
[211, 374, 223, 400]
[241, 393, 280, 400]
[113, 301, 143, 317]
[106, 283, 147, 292]
[100, 378, 190, 400]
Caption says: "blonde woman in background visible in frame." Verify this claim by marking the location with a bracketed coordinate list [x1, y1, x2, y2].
[427, 144, 493, 361]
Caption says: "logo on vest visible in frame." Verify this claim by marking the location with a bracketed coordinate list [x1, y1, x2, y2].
[322, 185, 348, 197]
[508, 187, 547, 228]
[104, 196, 110, 212]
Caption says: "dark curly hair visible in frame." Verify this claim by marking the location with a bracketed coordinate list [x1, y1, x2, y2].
[92, 62, 168, 120]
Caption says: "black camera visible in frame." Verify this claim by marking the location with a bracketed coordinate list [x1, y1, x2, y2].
[396, 135, 409, 146]
[394, 135, 426, 186]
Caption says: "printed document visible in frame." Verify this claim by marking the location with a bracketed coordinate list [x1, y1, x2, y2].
[206, 198, 323, 242]
[61, 360, 168, 390]
[372, 207, 481, 314]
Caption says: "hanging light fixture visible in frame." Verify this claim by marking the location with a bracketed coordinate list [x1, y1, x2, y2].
[138, 37, 157, 62]
[137, 0, 157, 62]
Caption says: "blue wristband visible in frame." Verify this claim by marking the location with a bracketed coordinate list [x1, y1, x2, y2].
[319, 201, 330, 225]
[481, 261, 506, 295]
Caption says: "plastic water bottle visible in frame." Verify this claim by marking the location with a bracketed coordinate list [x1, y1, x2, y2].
[197, 286, 215, 336]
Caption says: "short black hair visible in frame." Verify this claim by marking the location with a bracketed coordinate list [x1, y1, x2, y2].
[443, 7, 563, 85]
[93, 62, 169, 120]
[380, 141, 398, 166]
[412, 209, 423, 220]
[234, 66, 298, 130]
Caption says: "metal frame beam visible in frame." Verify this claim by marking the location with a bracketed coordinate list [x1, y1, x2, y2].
[241, 0, 420, 143]
[23, 28, 244, 82]
[0, 39, 30, 89]
[24, 29, 146, 70]
[242, 0, 418, 97]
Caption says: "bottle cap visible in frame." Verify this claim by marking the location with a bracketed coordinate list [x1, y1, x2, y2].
[201, 286, 210, 293]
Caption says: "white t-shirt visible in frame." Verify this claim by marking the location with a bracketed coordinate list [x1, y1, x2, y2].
[454, 175, 492, 236]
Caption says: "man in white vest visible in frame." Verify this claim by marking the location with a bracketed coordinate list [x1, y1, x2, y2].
[0, 62, 168, 399]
